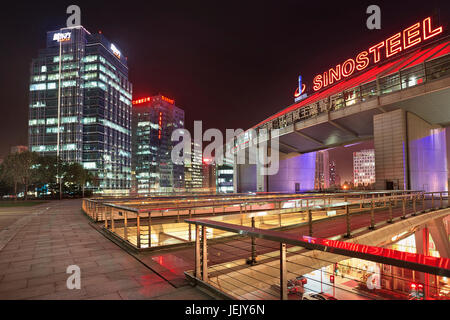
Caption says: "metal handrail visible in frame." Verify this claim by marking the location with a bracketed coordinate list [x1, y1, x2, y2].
[185, 219, 450, 277]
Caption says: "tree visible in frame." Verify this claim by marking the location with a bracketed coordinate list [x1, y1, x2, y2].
[34, 155, 58, 197]
[65, 162, 94, 198]
[16, 151, 39, 200]
[0, 153, 23, 199]
[0, 164, 13, 197]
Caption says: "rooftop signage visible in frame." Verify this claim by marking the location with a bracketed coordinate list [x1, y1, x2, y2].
[294, 16, 443, 97]
[132, 96, 175, 106]
[53, 32, 71, 42]
[110, 44, 121, 59]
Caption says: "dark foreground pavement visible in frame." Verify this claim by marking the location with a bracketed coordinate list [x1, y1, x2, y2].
[0, 200, 211, 300]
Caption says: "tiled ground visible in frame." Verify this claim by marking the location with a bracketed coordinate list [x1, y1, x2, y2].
[0, 200, 211, 300]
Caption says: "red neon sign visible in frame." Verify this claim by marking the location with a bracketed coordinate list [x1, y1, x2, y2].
[161, 96, 175, 104]
[158, 112, 162, 140]
[300, 16, 443, 95]
[132, 97, 152, 105]
[132, 96, 175, 106]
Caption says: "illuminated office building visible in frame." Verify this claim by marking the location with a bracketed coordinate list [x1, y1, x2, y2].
[315, 150, 330, 190]
[28, 26, 133, 194]
[353, 149, 376, 186]
[203, 158, 216, 193]
[216, 155, 234, 193]
[132, 95, 185, 194]
[185, 141, 203, 191]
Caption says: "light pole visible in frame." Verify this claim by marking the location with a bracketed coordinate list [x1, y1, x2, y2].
[57, 32, 63, 200]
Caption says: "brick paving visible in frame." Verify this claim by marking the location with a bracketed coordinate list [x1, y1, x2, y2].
[0, 200, 211, 300]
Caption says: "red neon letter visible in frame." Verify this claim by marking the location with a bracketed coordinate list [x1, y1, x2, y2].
[386, 33, 402, 58]
[341, 59, 355, 77]
[356, 51, 370, 71]
[369, 41, 385, 63]
[328, 65, 341, 85]
[313, 74, 323, 91]
[322, 71, 329, 88]
[403, 22, 421, 50]
[423, 16, 443, 40]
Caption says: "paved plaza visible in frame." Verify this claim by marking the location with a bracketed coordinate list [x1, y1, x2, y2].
[0, 200, 211, 300]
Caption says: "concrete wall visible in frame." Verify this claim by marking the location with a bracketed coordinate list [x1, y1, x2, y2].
[374, 109, 448, 192]
[407, 113, 448, 192]
[374, 109, 408, 190]
[267, 152, 316, 192]
[237, 164, 257, 193]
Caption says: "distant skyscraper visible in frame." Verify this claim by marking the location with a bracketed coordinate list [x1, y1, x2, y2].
[329, 159, 341, 187]
[216, 156, 234, 193]
[28, 26, 133, 195]
[353, 149, 376, 186]
[185, 141, 203, 191]
[132, 94, 185, 194]
[202, 158, 216, 193]
[329, 160, 337, 186]
[315, 150, 330, 190]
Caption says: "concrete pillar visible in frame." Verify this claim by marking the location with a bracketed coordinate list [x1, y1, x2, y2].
[374, 109, 448, 192]
[427, 217, 450, 258]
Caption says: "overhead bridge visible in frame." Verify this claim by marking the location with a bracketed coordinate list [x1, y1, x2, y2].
[234, 36, 450, 193]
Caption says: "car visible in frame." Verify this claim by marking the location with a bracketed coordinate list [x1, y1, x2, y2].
[294, 276, 307, 285]
[270, 281, 303, 296]
[302, 292, 337, 300]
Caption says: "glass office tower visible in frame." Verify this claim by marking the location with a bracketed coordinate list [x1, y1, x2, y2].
[132, 95, 185, 194]
[28, 26, 133, 195]
[185, 141, 204, 191]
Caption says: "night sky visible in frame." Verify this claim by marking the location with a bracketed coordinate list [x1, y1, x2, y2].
[0, 0, 449, 181]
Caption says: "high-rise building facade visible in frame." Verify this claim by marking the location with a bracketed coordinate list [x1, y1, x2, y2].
[203, 158, 216, 193]
[314, 150, 330, 190]
[185, 141, 203, 191]
[132, 95, 185, 194]
[329, 160, 341, 187]
[216, 154, 234, 193]
[353, 149, 376, 186]
[28, 26, 133, 195]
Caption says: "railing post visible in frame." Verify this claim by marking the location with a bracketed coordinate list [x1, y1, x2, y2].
[148, 212, 152, 248]
[422, 192, 426, 212]
[123, 211, 128, 240]
[402, 197, 406, 219]
[202, 226, 208, 282]
[369, 197, 375, 230]
[440, 192, 443, 209]
[136, 212, 141, 248]
[195, 224, 201, 278]
[431, 193, 434, 210]
[345, 205, 351, 238]
[280, 243, 287, 301]
[388, 199, 393, 223]
[104, 207, 109, 229]
[308, 209, 313, 237]
[111, 209, 115, 232]
[250, 217, 257, 265]
[360, 194, 363, 209]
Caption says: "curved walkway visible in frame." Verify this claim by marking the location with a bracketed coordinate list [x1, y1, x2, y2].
[0, 200, 210, 300]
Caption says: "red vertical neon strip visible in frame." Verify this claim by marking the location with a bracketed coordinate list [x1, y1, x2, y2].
[158, 112, 162, 140]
